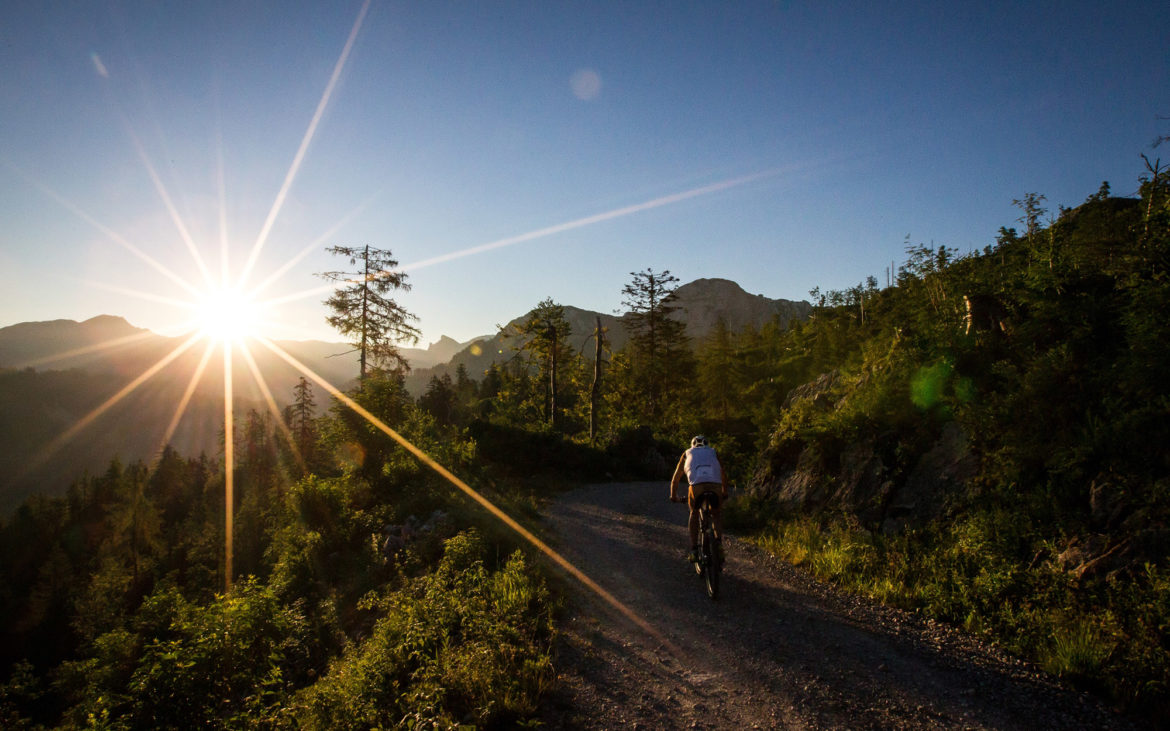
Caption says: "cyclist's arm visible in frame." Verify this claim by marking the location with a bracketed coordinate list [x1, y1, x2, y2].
[669, 454, 686, 500]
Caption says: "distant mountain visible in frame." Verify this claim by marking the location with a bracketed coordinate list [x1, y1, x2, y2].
[399, 334, 488, 370]
[0, 281, 803, 510]
[672, 277, 809, 335]
[404, 278, 811, 394]
[0, 317, 480, 511]
[0, 315, 149, 370]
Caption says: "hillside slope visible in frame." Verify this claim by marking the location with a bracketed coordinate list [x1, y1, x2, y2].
[741, 190, 1169, 717]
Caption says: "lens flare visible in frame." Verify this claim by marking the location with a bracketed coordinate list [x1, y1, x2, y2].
[255, 336, 673, 651]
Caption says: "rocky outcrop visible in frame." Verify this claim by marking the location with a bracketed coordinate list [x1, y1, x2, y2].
[749, 373, 977, 532]
[671, 278, 811, 338]
[879, 422, 977, 533]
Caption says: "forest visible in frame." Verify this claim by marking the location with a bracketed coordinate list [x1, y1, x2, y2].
[1, 159, 1168, 727]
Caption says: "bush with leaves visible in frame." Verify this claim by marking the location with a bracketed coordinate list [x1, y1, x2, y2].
[294, 530, 554, 729]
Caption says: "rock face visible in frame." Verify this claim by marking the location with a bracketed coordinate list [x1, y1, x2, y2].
[672, 278, 810, 337]
[749, 372, 977, 532]
[879, 422, 977, 533]
[398, 334, 489, 370]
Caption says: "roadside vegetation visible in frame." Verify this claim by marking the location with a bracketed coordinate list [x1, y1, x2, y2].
[730, 167, 1170, 719]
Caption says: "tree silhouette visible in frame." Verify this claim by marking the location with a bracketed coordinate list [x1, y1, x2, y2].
[620, 268, 688, 421]
[284, 376, 318, 477]
[319, 245, 420, 381]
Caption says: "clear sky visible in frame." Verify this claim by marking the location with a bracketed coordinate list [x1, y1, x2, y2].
[2, 1, 1166, 347]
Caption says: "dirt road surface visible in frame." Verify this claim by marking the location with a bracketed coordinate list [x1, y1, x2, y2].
[538, 482, 1136, 730]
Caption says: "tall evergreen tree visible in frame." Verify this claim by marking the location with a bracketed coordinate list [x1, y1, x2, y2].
[620, 268, 689, 421]
[506, 298, 571, 429]
[318, 245, 421, 381]
[418, 373, 457, 426]
[108, 463, 161, 584]
[697, 317, 737, 422]
[589, 315, 607, 444]
[284, 376, 318, 476]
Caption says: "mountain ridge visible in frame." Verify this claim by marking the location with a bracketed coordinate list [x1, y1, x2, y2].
[403, 277, 811, 394]
[0, 278, 808, 508]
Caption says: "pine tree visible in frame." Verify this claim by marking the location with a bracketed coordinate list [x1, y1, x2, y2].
[506, 298, 571, 429]
[418, 373, 457, 426]
[620, 268, 689, 421]
[286, 376, 317, 475]
[697, 318, 736, 422]
[589, 315, 607, 444]
[108, 463, 161, 584]
[319, 245, 421, 381]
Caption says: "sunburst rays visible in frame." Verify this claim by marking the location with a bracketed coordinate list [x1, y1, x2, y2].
[11, 0, 750, 646]
[222, 339, 234, 591]
[16, 331, 204, 485]
[236, 0, 372, 289]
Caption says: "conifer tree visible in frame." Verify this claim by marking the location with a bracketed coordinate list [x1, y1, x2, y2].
[418, 373, 457, 426]
[697, 318, 736, 422]
[506, 298, 571, 429]
[589, 315, 607, 444]
[319, 245, 421, 381]
[285, 376, 317, 475]
[620, 268, 689, 421]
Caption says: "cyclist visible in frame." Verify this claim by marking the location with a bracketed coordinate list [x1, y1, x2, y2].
[669, 435, 729, 564]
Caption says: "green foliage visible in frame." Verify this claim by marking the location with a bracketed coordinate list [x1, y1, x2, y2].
[619, 268, 693, 423]
[293, 531, 554, 729]
[59, 580, 314, 729]
[503, 298, 574, 430]
[751, 513, 1170, 717]
[1, 361, 559, 728]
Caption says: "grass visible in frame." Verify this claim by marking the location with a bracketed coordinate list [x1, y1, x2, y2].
[741, 512, 1170, 720]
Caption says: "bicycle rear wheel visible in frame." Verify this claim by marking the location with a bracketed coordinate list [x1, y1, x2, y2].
[702, 529, 719, 599]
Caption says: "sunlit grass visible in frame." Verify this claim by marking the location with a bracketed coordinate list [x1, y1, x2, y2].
[1042, 616, 1115, 679]
[743, 510, 1170, 714]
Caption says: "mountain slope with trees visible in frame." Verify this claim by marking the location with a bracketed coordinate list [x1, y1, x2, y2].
[736, 175, 1170, 718]
[403, 278, 811, 396]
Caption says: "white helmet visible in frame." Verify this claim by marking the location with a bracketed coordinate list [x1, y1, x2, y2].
[691, 435, 708, 448]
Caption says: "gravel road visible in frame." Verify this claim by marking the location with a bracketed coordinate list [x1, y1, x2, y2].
[537, 482, 1137, 730]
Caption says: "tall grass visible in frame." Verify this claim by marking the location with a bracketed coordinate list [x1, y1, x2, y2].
[745, 513, 1169, 718]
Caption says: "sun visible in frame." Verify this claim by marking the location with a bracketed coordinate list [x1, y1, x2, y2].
[195, 287, 261, 342]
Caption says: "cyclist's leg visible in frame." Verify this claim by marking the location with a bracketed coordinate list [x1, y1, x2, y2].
[686, 485, 700, 549]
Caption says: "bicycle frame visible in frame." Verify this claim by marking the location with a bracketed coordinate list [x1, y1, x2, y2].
[696, 492, 720, 599]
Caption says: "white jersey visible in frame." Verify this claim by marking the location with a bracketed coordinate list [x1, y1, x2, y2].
[684, 446, 721, 485]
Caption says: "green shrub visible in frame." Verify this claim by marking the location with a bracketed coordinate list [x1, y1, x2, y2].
[293, 531, 554, 729]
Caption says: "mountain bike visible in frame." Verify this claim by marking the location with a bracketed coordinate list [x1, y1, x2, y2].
[693, 492, 722, 599]
[671, 491, 723, 599]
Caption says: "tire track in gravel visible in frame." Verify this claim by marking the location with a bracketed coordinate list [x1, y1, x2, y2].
[537, 482, 1137, 730]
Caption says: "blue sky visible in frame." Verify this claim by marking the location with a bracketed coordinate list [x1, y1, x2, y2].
[1, 1, 1166, 346]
